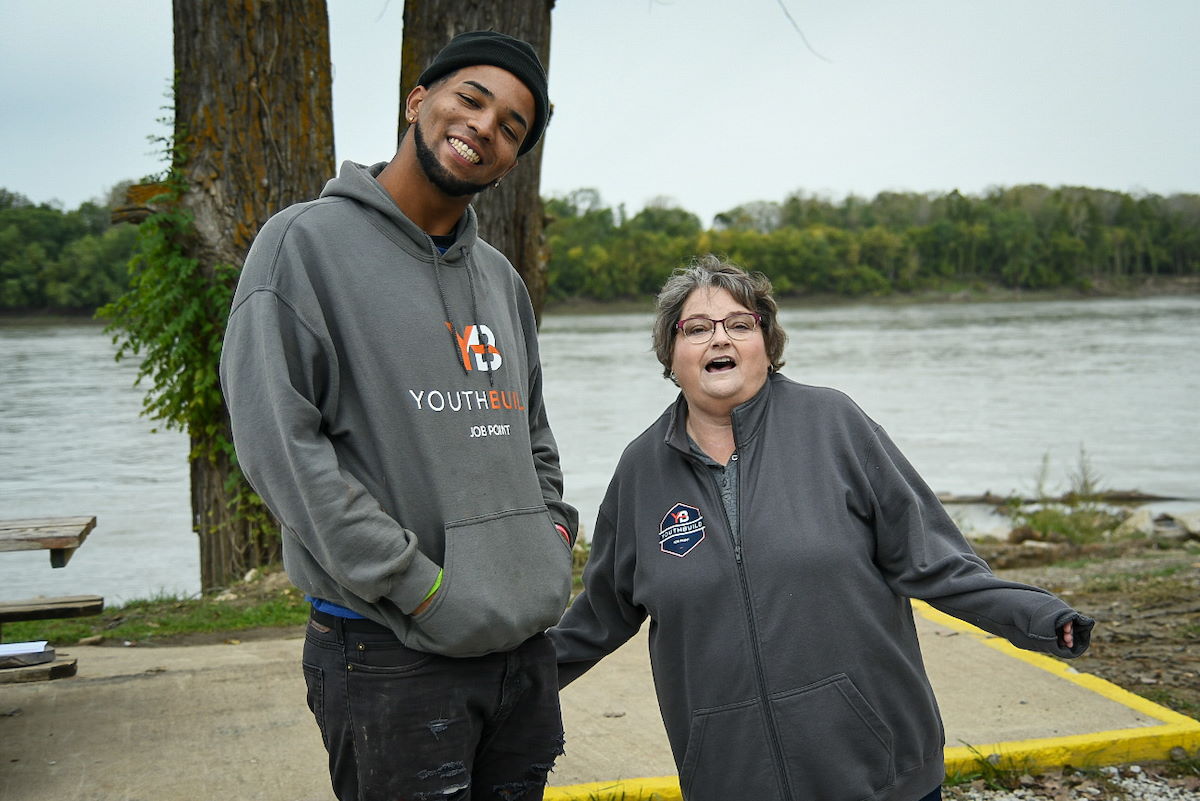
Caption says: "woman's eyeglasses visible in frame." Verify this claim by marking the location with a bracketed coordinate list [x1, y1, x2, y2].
[675, 312, 762, 344]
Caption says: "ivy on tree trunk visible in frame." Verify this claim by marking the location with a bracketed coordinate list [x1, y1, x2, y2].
[173, 0, 335, 590]
[105, 1, 335, 592]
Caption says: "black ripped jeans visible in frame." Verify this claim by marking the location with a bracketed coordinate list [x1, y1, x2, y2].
[302, 610, 564, 801]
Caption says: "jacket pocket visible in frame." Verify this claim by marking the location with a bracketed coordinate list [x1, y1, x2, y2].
[406, 506, 572, 657]
[773, 673, 895, 800]
[678, 699, 781, 800]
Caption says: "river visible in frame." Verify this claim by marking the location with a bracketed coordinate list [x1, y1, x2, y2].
[2, 295, 1197, 604]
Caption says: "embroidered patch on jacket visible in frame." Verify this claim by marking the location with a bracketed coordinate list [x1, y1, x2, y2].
[659, 502, 705, 557]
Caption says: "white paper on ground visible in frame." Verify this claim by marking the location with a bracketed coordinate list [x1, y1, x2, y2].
[0, 640, 50, 657]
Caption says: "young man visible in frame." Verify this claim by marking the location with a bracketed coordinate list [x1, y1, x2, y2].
[219, 31, 578, 801]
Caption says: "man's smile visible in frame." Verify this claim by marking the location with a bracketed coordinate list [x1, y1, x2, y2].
[449, 137, 481, 164]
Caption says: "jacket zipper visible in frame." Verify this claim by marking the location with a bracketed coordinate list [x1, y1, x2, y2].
[704, 423, 794, 799]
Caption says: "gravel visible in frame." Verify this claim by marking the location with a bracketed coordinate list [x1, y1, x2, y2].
[944, 763, 1200, 800]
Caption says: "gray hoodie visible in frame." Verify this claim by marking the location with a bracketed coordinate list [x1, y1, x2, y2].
[220, 160, 577, 658]
[550, 374, 1092, 801]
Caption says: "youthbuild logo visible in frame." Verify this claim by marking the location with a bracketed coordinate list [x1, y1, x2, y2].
[659, 502, 705, 557]
[448, 322, 501, 372]
[405, 321, 524, 422]
[407, 321, 523, 414]
[408, 388, 525, 413]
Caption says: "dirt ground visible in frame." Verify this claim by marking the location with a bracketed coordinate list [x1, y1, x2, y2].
[954, 537, 1200, 795]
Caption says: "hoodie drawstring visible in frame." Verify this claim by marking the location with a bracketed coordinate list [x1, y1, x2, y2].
[433, 242, 494, 387]
[464, 254, 494, 388]
[432, 244, 468, 378]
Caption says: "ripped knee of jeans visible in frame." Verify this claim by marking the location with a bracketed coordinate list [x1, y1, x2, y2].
[413, 761, 470, 800]
[492, 738, 566, 801]
[413, 782, 471, 801]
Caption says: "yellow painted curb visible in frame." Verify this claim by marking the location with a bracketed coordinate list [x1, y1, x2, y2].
[547, 601, 1200, 800]
[545, 776, 681, 801]
[915, 601, 1200, 774]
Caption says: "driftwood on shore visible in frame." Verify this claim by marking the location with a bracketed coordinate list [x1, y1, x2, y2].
[936, 489, 1186, 506]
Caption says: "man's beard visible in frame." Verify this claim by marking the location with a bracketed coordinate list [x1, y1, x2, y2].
[413, 122, 490, 198]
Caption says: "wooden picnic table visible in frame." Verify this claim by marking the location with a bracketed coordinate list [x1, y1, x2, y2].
[0, 515, 97, 568]
[0, 516, 103, 683]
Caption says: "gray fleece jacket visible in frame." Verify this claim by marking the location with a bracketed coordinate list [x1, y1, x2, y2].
[549, 373, 1093, 801]
[220, 160, 577, 658]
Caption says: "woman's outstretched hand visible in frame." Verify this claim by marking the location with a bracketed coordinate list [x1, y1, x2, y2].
[1058, 619, 1075, 649]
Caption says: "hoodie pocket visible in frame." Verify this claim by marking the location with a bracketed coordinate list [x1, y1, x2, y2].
[407, 506, 572, 657]
[773, 673, 895, 800]
[678, 699, 781, 800]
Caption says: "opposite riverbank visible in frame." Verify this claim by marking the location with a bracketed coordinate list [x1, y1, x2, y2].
[3, 274, 1198, 321]
[542, 275, 1200, 316]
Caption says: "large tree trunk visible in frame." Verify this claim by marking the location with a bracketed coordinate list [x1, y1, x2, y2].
[174, 0, 335, 590]
[400, 0, 555, 321]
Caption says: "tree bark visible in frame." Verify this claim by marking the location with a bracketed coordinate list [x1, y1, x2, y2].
[400, 0, 555, 321]
[173, 0, 335, 590]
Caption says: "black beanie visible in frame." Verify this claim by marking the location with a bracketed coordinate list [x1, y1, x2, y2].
[416, 30, 550, 156]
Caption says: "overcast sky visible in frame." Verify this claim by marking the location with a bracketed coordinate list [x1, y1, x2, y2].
[3, 1, 1197, 226]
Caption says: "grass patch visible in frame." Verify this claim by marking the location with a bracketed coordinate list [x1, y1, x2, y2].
[2, 584, 310, 646]
[1168, 750, 1200, 777]
[1003, 448, 1125, 546]
[944, 743, 1037, 790]
[1010, 506, 1123, 545]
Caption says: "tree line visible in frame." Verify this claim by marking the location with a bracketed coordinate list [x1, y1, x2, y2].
[546, 185, 1200, 302]
[0, 188, 137, 310]
[3, 182, 1198, 313]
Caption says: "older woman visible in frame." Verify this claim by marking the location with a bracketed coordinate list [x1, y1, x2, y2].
[548, 255, 1093, 801]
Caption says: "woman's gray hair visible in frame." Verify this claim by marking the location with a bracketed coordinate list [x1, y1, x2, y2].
[652, 254, 787, 382]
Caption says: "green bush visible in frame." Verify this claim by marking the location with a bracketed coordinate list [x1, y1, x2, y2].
[1005, 448, 1123, 545]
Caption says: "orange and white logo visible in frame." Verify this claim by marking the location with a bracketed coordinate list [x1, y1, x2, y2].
[447, 322, 502, 372]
